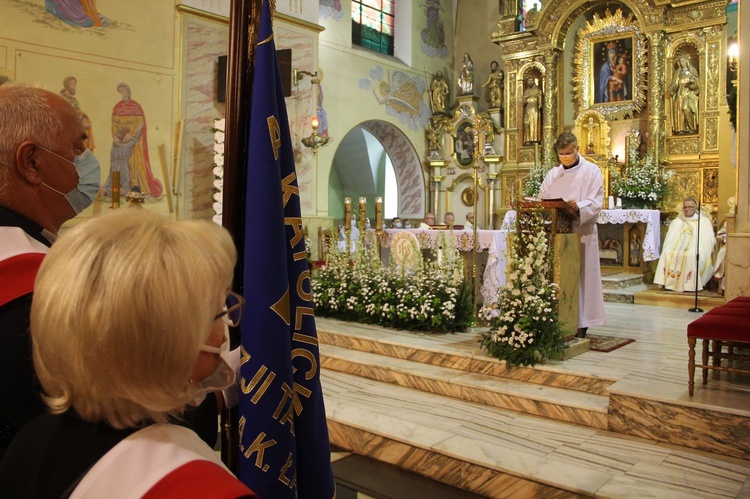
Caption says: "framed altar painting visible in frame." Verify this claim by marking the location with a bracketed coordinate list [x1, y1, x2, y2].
[452, 121, 475, 167]
[573, 9, 647, 119]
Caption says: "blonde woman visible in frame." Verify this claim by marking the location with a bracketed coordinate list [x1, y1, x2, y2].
[0, 209, 256, 498]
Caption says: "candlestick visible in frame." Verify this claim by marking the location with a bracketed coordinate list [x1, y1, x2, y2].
[358, 197, 367, 231]
[344, 197, 352, 229]
[375, 197, 383, 231]
[112, 171, 120, 209]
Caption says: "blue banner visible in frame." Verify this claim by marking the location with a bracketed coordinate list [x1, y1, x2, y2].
[237, 0, 334, 497]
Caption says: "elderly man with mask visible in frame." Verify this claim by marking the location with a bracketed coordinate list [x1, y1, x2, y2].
[538, 132, 605, 338]
[0, 84, 100, 458]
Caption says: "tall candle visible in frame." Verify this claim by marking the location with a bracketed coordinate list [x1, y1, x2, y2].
[344, 197, 352, 229]
[375, 197, 383, 231]
[358, 197, 367, 229]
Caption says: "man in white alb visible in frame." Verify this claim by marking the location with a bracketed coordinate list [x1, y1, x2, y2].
[539, 132, 605, 338]
[654, 197, 714, 292]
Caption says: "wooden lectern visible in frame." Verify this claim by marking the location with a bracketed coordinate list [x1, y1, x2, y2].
[514, 198, 581, 338]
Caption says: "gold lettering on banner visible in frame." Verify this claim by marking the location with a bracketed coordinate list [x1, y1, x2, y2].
[238, 415, 246, 452]
[281, 172, 298, 208]
[285, 217, 304, 247]
[293, 251, 306, 261]
[243, 431, 278, 472]
[292, 332, 318, 346]
[273, 382, 295, 434]
[241, 364, 276, 404]
[267, 116, 281, 160]
[279, 452, 295, 487]
[240, 345, 250, 366]
[294, 306, 315, 331]
[292, 347, 317, 380]
[297, 270, 311, 301]
[270, 288, 291, 325]
[292, 381, 312, 415]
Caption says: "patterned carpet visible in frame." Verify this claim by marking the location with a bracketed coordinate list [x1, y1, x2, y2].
[587, 334, 636, 352]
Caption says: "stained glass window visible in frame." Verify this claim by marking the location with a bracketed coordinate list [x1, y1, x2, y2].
[351, 0, 394, 56]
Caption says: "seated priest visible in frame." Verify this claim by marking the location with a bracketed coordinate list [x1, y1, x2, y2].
[654, 197, 715, 292]
[443, 212, 455, 228]
[419, 213, 436, 229]
[464, 212, 478, 230]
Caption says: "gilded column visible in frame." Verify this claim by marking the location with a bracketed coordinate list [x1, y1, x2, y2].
[542, 49, 560, 166]
[646, 31, 666, 165]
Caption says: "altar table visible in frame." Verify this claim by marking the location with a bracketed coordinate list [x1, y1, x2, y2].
[377, 229, 508, 304]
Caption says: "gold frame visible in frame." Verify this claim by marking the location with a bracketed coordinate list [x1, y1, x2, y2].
[451, 120, 475, 168]
[572, 9, 647, 120]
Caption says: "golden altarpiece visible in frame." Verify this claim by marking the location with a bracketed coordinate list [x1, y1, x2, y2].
[425, 0, 733, 229]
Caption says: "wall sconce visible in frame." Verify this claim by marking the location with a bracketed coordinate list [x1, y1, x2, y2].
[295, 67, 331, 155]
[728, 33, 739, 75]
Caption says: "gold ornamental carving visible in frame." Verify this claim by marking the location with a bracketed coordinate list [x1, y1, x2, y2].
[667, 136, 700, 155]
[668, 170, 701, 208]
[518, 147, 536, 164]
[705, 116, 718, 150]
[508, 132, 517, 161]
[703, 168, 718, 204]
[493, 18, 518, 38]
[647, 31, 666, 163]
[508, 72, 517, 128]
[542, 49, 559, 165]
[705, 41, 720, 111]
[665, 2, 728, 28]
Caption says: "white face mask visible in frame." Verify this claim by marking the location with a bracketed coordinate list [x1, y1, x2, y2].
[39, 147, 101, 214]
[189, 324, 236, 407]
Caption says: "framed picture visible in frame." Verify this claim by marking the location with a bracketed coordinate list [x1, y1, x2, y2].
[593, 35, 633, 104]
[572, 10, 647, 119]
[453, 121, 475, 167]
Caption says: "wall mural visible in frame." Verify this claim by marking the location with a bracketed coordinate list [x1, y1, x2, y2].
[420, 0, 448, 58]
[319, 0, 343, 21]
[358, 66, 430, 132]
[46, 0, 110, 27]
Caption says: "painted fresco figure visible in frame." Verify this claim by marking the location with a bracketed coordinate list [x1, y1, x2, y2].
[111, 83, 163, 198]
[60, 76, 95, 151]
[45, 0, 110, 27]
[669, 56, 700, 134]
[102, 125, 142, 198]
[420, 0, 445, 50]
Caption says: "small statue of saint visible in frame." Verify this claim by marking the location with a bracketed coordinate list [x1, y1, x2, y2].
[481, 61, 504, 108]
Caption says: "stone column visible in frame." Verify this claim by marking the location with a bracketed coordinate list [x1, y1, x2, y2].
[542, 49, 560, 166]
[646, 31, 666, 166]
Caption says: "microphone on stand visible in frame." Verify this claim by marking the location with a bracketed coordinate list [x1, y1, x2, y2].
[688, 200, 704, 313]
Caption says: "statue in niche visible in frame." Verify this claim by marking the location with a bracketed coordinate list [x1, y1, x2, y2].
[458, 53, 474, 96]
[429, 70, 449, 114]
[669, 55, 700, 134]
[481, 61, 504, 109]
[629, 226, 642, 267]
[522, 76, 542, 144]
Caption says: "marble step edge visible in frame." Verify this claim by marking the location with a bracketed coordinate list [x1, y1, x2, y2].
[323, 388, 696, 499]
[316, 323, 616, 396]
[601, 275, 644, 290]
[321, 344, 609, 429]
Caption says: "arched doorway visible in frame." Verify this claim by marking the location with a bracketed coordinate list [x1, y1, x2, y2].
[328, 120, 425, 224]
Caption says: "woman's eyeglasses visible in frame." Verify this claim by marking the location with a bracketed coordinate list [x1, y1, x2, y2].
[214, 290, 246, 327]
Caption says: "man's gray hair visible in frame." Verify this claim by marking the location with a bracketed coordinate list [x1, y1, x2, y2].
[0, 84, 62, 190]
[554, 132, 578, 151]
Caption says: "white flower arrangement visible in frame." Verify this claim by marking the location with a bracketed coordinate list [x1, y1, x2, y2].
[311, 230, 473, 332]
[478, 212, 565, 366]
[609, 155, 673, 209]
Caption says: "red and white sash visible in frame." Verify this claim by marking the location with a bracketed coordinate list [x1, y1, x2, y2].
[0, 227, 48, 307]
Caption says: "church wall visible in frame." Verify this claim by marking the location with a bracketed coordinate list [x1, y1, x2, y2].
[0, 0, 181, 222]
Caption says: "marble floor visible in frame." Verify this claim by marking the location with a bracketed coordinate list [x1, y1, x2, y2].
[318, 301, 750, 498]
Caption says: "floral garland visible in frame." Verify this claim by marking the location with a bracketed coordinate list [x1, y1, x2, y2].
[609, 155, 673, 210]
[478, 212, 565, 366]
[311, 231, 473, 332]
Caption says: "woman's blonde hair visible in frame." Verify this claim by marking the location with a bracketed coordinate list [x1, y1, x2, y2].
[31, 209, 236, 428]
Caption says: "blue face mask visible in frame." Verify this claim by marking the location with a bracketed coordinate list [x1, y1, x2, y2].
[395, 222, 403, 228]
[39, 148, 101, 214]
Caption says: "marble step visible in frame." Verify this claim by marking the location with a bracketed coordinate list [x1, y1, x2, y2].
[603, 284, 651, 304]
[321, 343, 609, 429]
[601, 272, 644, 290]
[322, 370, 750, 498]
[316, 318, 616, 396]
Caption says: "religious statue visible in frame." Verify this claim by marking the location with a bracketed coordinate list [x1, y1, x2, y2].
[481, 61, 504, 109]
[669, 55, 700, 134]
[429, 70, 449, 114]
[425, 119, 440, 152]
[458, 53, 474, 96]
[522, 77, 542, 144]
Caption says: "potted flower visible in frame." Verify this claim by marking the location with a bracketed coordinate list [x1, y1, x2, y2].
[609, 155, 672, 209]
